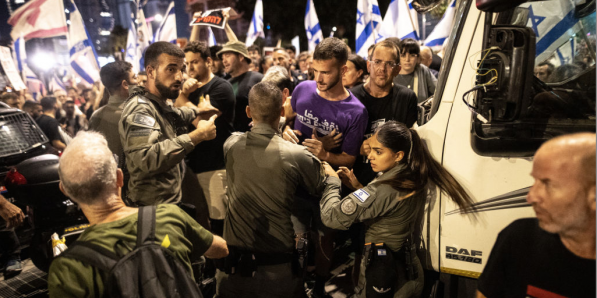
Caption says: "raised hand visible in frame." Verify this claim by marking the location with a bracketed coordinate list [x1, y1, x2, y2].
[337, 166, 363, 191]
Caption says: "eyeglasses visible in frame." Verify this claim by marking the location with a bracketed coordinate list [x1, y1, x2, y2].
[372, 60, 398, 70]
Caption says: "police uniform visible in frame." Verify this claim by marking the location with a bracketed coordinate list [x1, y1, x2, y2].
[320, 164, 425, 298]
[216, 123, 330, 298]
[119, 86, 198, 206]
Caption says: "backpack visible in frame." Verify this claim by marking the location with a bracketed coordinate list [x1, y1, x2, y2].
[60, 205, 203, 298]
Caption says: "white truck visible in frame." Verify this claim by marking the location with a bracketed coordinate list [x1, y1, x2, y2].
[411, 0, 595, 295]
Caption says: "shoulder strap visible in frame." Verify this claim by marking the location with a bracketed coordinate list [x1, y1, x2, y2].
[62, 242, 119, 272]
[137, 205, 157, 247]
[413, 71, 419, 98]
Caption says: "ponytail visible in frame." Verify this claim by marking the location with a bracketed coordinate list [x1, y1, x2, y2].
[375, 121, 474, 212]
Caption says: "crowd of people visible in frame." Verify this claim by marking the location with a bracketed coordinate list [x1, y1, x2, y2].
[0, 22, 595, 298]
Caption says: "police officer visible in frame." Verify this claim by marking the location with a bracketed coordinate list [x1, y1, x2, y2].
[216, 81, 332, 298]
[119, 41, 219, 206]
[320, 121, 474, 298]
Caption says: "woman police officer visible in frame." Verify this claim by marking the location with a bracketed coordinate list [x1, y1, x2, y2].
[320, 121, 474, 298]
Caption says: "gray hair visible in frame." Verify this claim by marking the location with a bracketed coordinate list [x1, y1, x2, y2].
[263, 66, 291, 91]
[58, 131, 118, 205]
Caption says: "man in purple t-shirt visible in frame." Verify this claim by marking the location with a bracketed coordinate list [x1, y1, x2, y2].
[284, 40, 368, 168]
[282, 37, 368, 297]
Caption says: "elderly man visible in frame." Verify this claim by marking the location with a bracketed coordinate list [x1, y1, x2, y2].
[352, 39, 418, 185]
[419, 46, 439, 78]
[477, 133, 596, 298]
[217, 82, 331, 298]
[119, 41, 218, 206]
[48, 132, 228, 298]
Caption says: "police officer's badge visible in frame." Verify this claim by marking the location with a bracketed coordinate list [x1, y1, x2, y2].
[341, 199, 357, 215]
[133, 114, 156, 127]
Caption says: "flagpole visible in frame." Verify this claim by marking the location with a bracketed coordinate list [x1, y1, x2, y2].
[422, 14, 426, 41]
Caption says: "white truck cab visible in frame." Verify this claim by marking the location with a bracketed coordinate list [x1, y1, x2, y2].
[411, 0, 595, 294]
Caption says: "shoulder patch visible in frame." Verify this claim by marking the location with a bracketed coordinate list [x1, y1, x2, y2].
[132, 114, 156, 127]
[137, 97, 148, 104]
[341, 199, 357, 215]
[353, 188, 371, 203]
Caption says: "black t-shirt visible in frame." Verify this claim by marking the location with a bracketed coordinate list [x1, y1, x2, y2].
[229, 71, 263, 132]
[36, 114, 63, 143]
[478, 218, 596, 298]
[351, 84, 418, 184]
[186, 76, 236, 173]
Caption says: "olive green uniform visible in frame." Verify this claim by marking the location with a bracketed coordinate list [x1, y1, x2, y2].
[320, 164, 425, 298]
[216, 123, 329, 298]
[48, 204, 214, 298]
[119, 86, 198, 206]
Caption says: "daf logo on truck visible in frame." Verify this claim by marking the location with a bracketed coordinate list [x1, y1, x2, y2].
[445, 246, 483, 264]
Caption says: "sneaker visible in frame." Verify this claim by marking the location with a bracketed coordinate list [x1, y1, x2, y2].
[4, 258, 22, 279]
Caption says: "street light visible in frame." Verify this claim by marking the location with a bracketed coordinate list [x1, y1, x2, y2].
[30, 53, 56, 72]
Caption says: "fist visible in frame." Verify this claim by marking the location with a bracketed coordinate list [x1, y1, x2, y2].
[182, 78, 202, 96]
[196, 114, 218, 141]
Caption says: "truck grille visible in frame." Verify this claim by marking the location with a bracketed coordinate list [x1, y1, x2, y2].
[0, 112, 48, 158]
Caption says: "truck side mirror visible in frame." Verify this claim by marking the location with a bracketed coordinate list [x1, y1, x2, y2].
[475, 0, 527, 12]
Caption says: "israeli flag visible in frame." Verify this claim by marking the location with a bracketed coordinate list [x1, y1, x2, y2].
[424, 0, 456, 47]
[519, 1, 581, 64]
[67, 1, 100, 87]
[305, 0, 324, 52]
[153, 2, 177, 44]
[208, 27, 217, 46]
[355, 0, 383, 58]
[137, 8, 151, 70]
[24, 65, 45, 100]
[125, 18, 140, 73]
[245, 0, 265, 46]
[49, 73, 66, 93]
[12, 37, 27, 84]
[379, 0, 419, 41]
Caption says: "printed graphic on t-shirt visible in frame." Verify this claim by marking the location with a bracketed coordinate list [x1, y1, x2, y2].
[296, 109, 340, 135]
[526, 285, 568, 298]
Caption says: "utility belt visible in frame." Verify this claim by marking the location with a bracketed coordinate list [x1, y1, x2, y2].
[215, 246, 294, 277]
[360, 239, 418, 298]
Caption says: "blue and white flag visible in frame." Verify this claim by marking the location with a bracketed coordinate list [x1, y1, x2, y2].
[12, 37, 27, 84]
[552, 37, 577, 66]
[245, 0, 264, 46]
[153, 2, 177, 44]
[125, 18, 139, 73]
[24, 66, 45, 100]
[519, 1, 581, 64]
[49, 73, 66, 93]
[424, 0, 456, 47]
[305, 0, 324, 52]
[355, 0, 383, 58]
[207, 27, 217, 46]
[136, 8, 151, 70]
[379, 0, 419, 41]
[67, 1, 100, 87]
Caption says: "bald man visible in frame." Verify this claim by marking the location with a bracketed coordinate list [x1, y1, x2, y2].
[419, 46, 439, 78]
[48, 132, 228, 297]
[477, 133, 596, 298]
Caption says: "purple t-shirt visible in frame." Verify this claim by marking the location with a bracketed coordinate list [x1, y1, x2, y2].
[291, 81, 368, 156]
